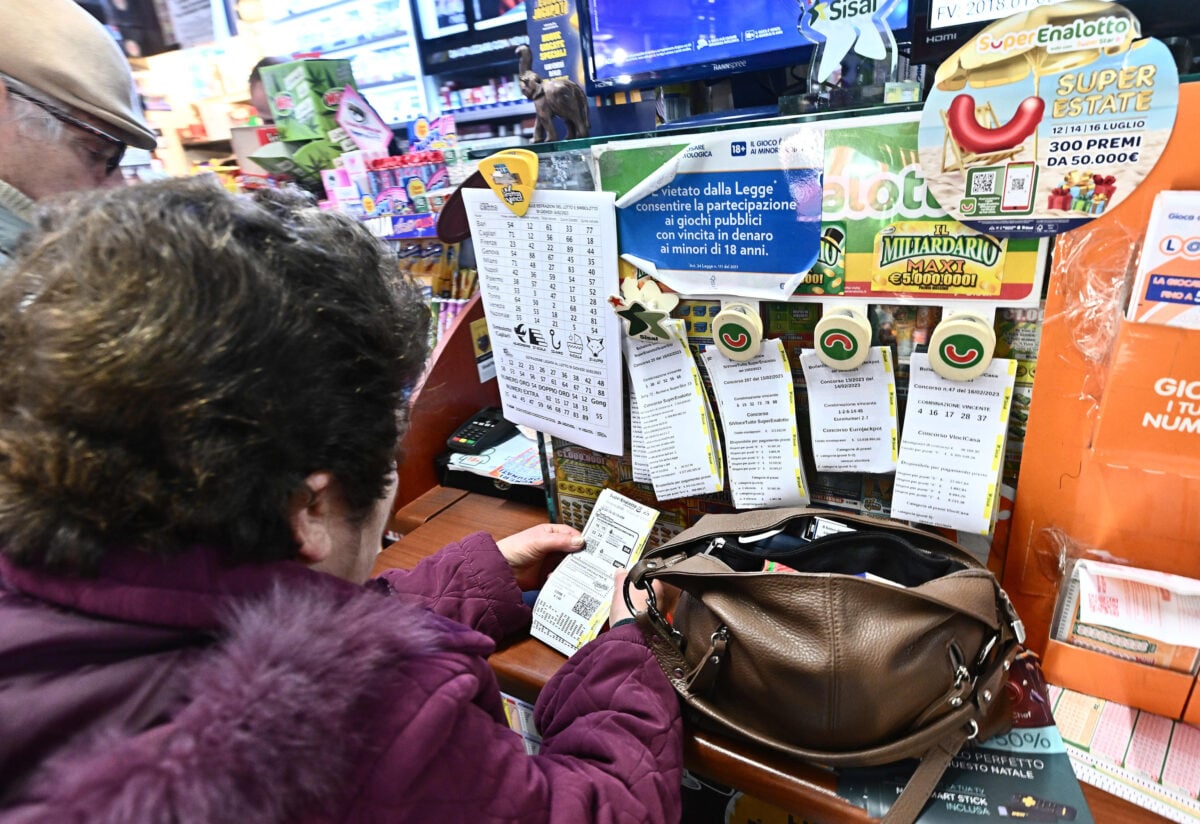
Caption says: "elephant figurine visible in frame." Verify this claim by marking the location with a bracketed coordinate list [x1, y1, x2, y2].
[515, 45, 590, 143]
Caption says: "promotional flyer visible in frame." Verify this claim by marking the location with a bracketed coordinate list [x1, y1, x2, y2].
[838, 654, 1094, 823]
[801, 112, 1048, 302]
[526, 0, 584, 84]
[918, 0, 1179, 237]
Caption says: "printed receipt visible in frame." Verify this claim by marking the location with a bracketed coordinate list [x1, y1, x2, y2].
[701, 338, 809, 509]
[531, 489, 659, 657]
[890, 353, 1016, 534]
[799, 346, 898, 473]
[623, 321, 724, 501]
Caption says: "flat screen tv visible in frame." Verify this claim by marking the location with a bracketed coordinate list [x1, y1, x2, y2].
[582, 0, 911, 94]
[412, 0, 469, 40]
[910, 0, 1200, 68]
[410, 0, 529, 74]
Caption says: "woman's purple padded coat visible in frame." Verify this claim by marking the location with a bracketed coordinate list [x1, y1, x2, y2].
[0, 532, 683, 823]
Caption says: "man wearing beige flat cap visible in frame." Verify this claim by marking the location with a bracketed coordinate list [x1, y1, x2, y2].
[0, 0, 158, 262]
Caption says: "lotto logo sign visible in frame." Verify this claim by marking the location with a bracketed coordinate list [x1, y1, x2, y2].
[1158, 235, 1200, 258]
[731, 142, 747, 157]
[819, 328, 858, 361]
[717, 320, 753, 353]
[939, 333, 985, 369]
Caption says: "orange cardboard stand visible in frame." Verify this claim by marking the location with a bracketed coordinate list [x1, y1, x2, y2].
[1005, 82, 1200, 719]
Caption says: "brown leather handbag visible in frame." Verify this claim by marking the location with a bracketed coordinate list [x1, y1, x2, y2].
[624, 507, 1024, 824]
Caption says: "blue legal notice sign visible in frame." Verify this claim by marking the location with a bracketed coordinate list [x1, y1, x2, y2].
[609, 124, 824, 300]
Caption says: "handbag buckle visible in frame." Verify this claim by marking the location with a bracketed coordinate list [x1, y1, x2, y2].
[953, 665, 971, 688]
[999, 590, 1027, 644]
[648, 603, 686, 649]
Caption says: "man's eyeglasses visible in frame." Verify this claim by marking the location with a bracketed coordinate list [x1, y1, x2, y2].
[5, 87, 127, 176]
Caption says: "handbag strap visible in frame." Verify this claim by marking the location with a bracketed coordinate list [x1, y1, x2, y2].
[882, 728, 972, 824]
[884, 626, 1017, 824]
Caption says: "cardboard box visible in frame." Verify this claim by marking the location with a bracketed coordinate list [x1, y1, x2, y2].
[1044, 560, 1200, 721]
[1043, 639, 1196, 720]
[260, 59, 357, 143]
[230, 125, 277, 177]
[1004, 82, 1200, 721]
[1126, 190, 1200, 328]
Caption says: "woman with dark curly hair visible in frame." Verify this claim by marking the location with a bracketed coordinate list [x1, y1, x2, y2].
[0, 177, 682, 823]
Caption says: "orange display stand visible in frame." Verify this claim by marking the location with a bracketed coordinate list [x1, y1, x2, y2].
[1005, 82, 1200, 719]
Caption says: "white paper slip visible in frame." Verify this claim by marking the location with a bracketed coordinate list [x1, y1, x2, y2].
[1075, 560, 1200, 647]
[628, 390, 652, 484]
[701, 338, 809, 509]
[799, 346, 899, 473]
[623, 321, 724, 501]
[890, 353, 1016, 535]
[531, 489, 659, 657]
[462, 187, 624, 455]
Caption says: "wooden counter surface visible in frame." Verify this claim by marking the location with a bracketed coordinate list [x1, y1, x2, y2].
[374, 488, 1163, 823]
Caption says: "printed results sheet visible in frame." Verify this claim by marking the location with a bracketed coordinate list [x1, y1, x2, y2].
[463, 188, 624, 455]
[890, 353, 1016, 534]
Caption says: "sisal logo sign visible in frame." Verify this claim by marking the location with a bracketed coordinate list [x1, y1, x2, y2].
[819, 327, 859, 361]
[939, 333, 985, 369]
[799, 0, 901, 84]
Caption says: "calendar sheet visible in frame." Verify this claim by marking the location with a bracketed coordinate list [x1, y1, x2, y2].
[462, 188, 624, 455]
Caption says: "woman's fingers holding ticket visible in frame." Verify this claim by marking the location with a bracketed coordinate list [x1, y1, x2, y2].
[609, 570, 677, 626]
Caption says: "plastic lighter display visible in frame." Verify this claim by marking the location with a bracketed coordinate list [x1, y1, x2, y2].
[918, 0, 1179, 237]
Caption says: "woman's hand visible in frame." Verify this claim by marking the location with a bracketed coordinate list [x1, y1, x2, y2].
[609, 570, 676, 626]
[496, 523, 585, 590]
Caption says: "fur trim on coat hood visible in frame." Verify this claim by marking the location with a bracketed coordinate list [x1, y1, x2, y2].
[6, 583, 466, 823]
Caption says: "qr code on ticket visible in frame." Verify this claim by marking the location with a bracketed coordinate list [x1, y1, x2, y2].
[571, 593, 602, 619]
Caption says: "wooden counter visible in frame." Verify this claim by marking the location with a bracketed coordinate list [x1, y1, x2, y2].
[374, 487, 1163, 823]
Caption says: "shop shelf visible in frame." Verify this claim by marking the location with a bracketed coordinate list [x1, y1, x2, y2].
[445, 100, 535, 124]
[361, 212, 438, 241]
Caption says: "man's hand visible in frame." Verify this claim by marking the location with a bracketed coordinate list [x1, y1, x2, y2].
[496, 523, 585, 590]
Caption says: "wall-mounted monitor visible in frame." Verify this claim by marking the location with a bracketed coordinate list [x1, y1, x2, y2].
[582, 0, 911, 94]
[413, 0, 468, 40]
[910, 0, 1200, 68]
[409, 0, 529, 74]
[472, 0, 526, 31]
